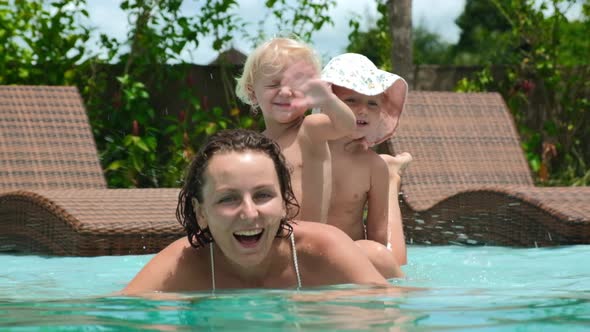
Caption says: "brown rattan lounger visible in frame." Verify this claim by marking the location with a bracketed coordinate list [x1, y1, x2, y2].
[386, 92, 590, 247]
[0, 85, 184, 256]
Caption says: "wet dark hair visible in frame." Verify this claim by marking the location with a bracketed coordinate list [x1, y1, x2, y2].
[176, 129, 300, 249]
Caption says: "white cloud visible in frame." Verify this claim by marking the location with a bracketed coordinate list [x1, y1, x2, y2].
[86, 0, 127, 39]
[413, 0, 465, 43]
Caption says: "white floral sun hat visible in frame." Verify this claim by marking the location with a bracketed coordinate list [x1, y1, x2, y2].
[321, 53, 408, 146]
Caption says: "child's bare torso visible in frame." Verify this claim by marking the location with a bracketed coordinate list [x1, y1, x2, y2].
[327, 141, 375, 240]
[266, 123, 332, 223]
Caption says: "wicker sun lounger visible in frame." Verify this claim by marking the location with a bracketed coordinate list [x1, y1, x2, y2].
[0, 85, 184, 256]
[386, 91, 590, 247]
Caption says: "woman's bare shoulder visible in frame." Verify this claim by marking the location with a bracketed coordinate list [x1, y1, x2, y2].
[158, 238, 209, 274]
[122, 237, 207, 294]
[152, 237, 195, 262]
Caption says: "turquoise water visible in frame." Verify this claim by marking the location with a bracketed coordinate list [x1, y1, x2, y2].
[1, 245, 588, 331]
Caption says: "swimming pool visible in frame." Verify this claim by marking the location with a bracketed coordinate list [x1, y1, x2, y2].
[1, 245, 588, 331]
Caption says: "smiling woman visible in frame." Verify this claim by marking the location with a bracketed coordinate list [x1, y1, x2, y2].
[122, 129, 390, 294]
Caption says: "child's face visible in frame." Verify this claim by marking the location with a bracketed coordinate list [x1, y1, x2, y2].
[250, 62, 307, 125]
[332, 85, 382, 141]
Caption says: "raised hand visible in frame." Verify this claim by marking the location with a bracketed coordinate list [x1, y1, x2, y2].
[281, 60, 332, 111]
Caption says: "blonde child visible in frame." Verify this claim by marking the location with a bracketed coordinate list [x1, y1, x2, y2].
[235, 37, 357, 224]
[320, 53, 412, 267]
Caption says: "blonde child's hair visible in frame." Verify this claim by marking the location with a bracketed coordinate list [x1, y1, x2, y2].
[235, 37, 321, 110]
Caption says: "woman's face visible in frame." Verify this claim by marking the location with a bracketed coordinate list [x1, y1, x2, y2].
[196, 150, 285, 268]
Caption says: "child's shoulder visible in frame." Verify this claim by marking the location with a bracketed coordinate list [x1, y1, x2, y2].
[353, 149, 389, 176]
[334, 147, 384, 178]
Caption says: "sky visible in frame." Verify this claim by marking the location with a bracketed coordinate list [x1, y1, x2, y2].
[85, 0, 467, 64]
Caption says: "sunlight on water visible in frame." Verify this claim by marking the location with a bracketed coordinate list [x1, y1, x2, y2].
[1, 245, 589, 331]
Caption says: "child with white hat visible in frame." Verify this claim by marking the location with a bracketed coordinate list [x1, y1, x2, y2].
[321, 53, 412, 267]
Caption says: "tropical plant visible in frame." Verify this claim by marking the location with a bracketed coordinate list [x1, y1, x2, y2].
[0, 0, 90, 85]
[346, 0, 452, 69]
[456, 0, 590, 185]
[1, 0, 336, 188]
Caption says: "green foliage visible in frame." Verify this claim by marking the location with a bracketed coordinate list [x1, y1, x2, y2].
[455, 67, 494, 92]
[412, 26, 453, 65]
[84, 0, 209, 187]
[87, 0, 332, 188]
[452, 0, 513, 65]
[346, 1, 391, 69]
[455, 0, 590, 185]
[81, 0, 261, 187]
[347, 0, 453, 69]
[345, 0, 588, 185]
[0, 0, 334, 188]
[556, 19, 590, 65]
[0, 0, 90, 84]
[261, 0, 336, 42]
[155, 93, 258, 188]
[98, 74, 160, 187]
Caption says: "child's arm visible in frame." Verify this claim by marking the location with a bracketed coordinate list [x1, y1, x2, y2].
[304, 93, 356, 141]
[282, 61, 356, 141]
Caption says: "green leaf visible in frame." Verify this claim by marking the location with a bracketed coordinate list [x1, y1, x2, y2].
[145, 136, 157, 150]
[543, 120, 558, 137]
[136, 139, 150, 152]
[123, 135, 136, 146]
[205, 123, 217, 135]
[213, 107, 223, 117]
[106, 160, 124, 171]
[529, 156, 541, 172]
[241, 117, 254, 128]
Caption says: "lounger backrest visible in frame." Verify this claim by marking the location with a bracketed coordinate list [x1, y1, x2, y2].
[0, 85, 106, 192]
[386, 91, 534, 210]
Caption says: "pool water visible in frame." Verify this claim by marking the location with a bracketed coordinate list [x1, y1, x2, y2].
[1, 245, 588, 331]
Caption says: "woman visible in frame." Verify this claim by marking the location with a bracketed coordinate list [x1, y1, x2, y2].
[122, 129, 390, 294]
